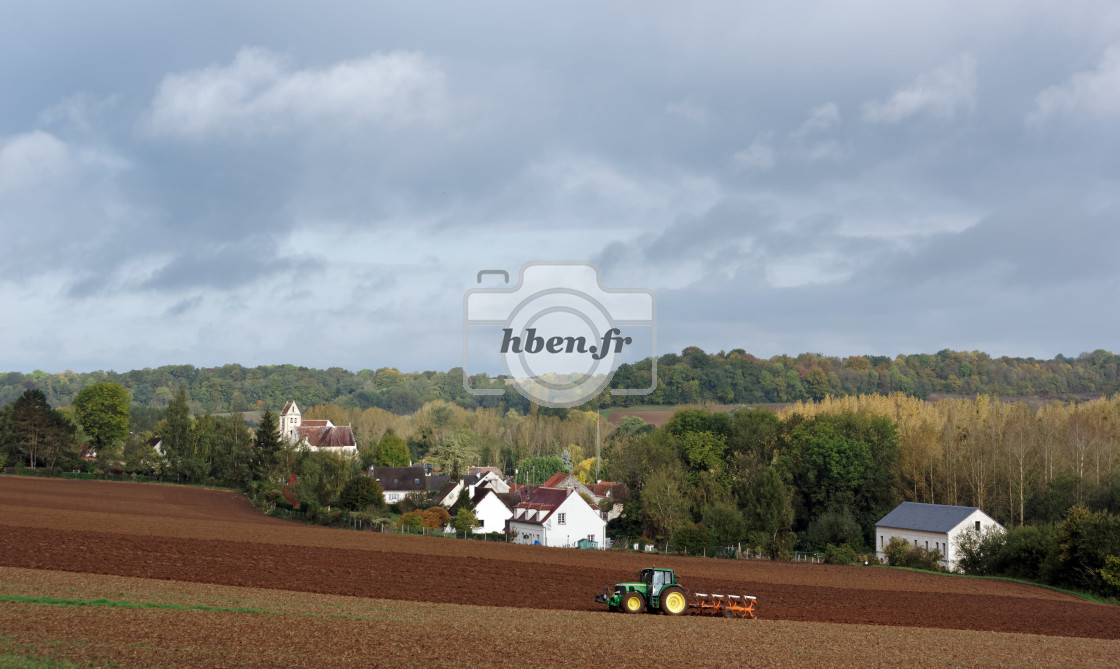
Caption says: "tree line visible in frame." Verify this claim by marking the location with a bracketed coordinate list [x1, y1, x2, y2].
[4, 347, 1120, 413]
[4, 380, 1119, 594]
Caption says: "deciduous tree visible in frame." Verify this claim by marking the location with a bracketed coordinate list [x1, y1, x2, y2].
[72, 383, 130, 457]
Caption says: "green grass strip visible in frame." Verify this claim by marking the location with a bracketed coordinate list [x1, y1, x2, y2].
[0, 652, 80, 668]
[879, 566, 1117, 605]
[0, 595, 409, 621]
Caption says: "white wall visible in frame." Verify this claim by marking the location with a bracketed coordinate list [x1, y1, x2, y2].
[509, 495, 606, 548]
[876, 509, 1003, 570]
[473, 492, 512, 534]
[874, 527, 952, 566]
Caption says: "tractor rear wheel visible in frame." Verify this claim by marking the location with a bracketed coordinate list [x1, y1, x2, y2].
[621, 592, 645, 614]
[660, 587, 687, 616]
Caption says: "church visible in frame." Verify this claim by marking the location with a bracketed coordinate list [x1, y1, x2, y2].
[278, 401, 358, 456]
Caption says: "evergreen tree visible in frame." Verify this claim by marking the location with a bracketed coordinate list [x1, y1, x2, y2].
[254, 409, 283, 482]
[11, 390, 74, 469]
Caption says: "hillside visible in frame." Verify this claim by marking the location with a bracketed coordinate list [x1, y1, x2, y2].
[3, 347, 1119, 414]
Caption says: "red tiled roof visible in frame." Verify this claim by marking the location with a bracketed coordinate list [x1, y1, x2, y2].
[301, 420, 329, 427]
[297, 425, 356, 448]
[541, 472, 569, 488]
[512, 487, 572, 525]
[280, 401, 298, 415]
[587, 482, 620, 497]
[468, 466, 503, 477]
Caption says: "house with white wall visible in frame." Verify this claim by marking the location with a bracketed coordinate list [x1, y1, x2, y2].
[875, 502, 1004, 570]
[470, 489, 521, 534]
[370, 465, 428, 504]
[508, 487, 606, 548]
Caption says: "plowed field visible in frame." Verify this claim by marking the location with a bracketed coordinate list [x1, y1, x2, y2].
[2, 476, 1119, 667]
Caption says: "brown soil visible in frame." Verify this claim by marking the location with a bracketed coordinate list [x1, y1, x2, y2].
[3, 476, 1118, 642]
[3, 569, 1119, 669]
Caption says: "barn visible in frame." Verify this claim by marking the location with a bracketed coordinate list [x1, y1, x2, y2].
[875, 502, 1004, 571]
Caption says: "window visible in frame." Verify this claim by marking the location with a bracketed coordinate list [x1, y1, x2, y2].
[975, 520, 981, 532]
[557, 513, 566, 525]
[925, 541, 928, 549]
[588, 534, 595, 542]
[478, 519, 484, 528]
[880, 535, 883, 547]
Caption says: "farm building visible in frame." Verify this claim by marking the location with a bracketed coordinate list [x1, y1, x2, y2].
[875, 502, 1004, 570]
[508, 487, 606, 549]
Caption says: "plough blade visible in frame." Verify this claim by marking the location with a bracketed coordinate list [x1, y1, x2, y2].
[686, 593, 757, 619]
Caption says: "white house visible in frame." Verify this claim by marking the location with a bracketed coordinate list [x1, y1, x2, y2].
[279, 401, 358, 456]
[508, 487, 606, 549]
[875, 502, 1004, 570]
[435, 470, 509, 508]
[470, 489, 521, 534]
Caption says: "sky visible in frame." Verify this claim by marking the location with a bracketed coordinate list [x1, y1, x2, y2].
[2, 1, 1119, 374]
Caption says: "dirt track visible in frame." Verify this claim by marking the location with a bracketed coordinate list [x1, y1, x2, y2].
[3, 476, 1118, 640]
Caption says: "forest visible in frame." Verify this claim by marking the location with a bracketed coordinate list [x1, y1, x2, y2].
[3, 347, 1120, 414]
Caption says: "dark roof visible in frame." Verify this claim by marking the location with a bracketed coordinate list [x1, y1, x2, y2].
[280, 401, 298, 415]
[876, 502, 985, 533]
[145, 437, 162, 448]
[471, 488, 488, 506]
[495, 492, 522, 511]
[433, 480, 460, 505]
[473, 488, 521, 511]
[426, 475, 450, 492]
[370, 466, 428, 492]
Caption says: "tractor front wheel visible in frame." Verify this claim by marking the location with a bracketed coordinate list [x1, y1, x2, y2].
[621, 592, 645, 614]
[660, 587, 687, 616]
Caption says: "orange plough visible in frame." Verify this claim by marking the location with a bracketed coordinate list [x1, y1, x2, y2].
[687, 593, 758, 619]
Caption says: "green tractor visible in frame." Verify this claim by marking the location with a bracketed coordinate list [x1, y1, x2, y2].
[594, 567, 689, 615]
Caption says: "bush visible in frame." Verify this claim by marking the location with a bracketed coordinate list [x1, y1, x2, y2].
[397, 511, 424, 530]
[452, 508, 479, 535]
[421, 506, 451, 529]
[399, 491, 437, 514]
[884, 536, 944, 571]
[824, 543, 860, 565]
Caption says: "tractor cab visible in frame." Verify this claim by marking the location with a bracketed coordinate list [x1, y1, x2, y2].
[641, 568, 675, 599]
